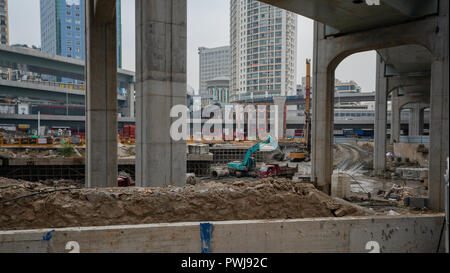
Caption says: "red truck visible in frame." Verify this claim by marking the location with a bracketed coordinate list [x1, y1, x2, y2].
[259, 164, 297, 179]
[121, 125, 136, 138]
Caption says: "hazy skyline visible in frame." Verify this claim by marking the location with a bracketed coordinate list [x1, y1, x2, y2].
[8, 0, 376, 92]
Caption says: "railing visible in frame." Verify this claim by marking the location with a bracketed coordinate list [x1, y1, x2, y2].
[399, 136, 430, 144]
[16, 79, 86, 91]
[0, 136, 85, 147]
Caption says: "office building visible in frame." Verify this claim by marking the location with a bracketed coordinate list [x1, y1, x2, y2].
[230, 0, 297, 101]
[40, 0, 122, 75]
[198, 46, 230, 96]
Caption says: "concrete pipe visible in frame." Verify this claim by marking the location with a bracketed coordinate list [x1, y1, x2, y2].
[211, 168, 230, 179]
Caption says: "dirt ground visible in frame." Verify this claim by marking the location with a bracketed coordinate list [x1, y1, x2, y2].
[0, 177, 366, 231]
[0, 145, 134, 159]
[333, 142, 374, 172]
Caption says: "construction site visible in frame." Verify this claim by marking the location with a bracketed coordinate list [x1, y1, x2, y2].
[0, 0, 449, 255]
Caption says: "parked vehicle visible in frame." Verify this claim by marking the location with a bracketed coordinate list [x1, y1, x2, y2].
[259, 164, 297, 179]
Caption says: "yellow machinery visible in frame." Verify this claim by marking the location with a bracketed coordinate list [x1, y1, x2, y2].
[290, 59, 311, 162]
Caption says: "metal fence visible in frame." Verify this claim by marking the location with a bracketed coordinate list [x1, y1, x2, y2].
[399, 136, 430, 144]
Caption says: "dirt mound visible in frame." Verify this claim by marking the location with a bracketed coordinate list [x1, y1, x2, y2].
[0, 177, 365, 231]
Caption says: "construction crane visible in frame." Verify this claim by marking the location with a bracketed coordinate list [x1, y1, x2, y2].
[228, 135, 279, 178]
[290, 59, 312, 162]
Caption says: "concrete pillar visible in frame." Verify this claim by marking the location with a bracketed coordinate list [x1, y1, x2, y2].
[311, 22, 333, 194]
[85, 0, 118, 188]
[374, 55, 387, 175]
[127, 82, 135, 118]
[390, 90, 401, 143]
[419, 107, 425, 135]
[428, 0, 449, 211]
[273, 96, 286, 140]
[408, 104, 421, 136]
[135, 0, 187, 187]
[429, 56, 449, 210]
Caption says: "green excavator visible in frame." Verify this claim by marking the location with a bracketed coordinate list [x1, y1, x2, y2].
[228, 136, 279, 178]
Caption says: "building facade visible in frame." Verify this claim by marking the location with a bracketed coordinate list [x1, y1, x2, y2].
[0, 0, 9, 80]
[230, 0, 297, 102]
[206, 77, 230, 104]
[198, 46, 230, 96]
[40, 0, 122, 72]
[335, 79, 362, 94]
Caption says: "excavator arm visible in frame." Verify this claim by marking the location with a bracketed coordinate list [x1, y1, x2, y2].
[242, 136, 278, 168]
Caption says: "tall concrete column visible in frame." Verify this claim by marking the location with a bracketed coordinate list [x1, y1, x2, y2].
[311, 22, 333, 194]
[127, 82, 135, 118]
[419, 107, 425, 135]
[273, 96, 286, 140]
[429, 34, 449, 210]
[374, 55, 387, 175]
[390, 90, 401, 143]
[85, 0, 118, 188]
[408, 103, 421, 136]
[428, 0, 449, 211]
[135, 0, 187, 187]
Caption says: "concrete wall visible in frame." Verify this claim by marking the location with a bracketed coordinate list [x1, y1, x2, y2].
[394, 143, 429, 167]
[0, 215, 444, 253]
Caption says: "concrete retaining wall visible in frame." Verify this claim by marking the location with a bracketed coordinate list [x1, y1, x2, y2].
[394, 143, 429, 167]
[0, 214, 444, 253]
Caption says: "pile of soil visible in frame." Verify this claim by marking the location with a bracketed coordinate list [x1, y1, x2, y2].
[0, 177, 366, 231]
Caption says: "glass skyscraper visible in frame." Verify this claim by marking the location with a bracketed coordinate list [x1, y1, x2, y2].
[198, 46, 230, 96]
[230, 0, 297, 101]
[40, 0, 122, 76]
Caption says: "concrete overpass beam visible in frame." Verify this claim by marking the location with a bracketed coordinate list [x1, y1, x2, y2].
[135, 0, 187, 187]
[85, 0, 118, 188]
[374, 55, 387, 175]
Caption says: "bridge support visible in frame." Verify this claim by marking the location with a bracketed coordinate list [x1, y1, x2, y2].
[273, 97, 286, 140]
[428, 11, 449, 211]
[408, 104, 425, 136]
[390, 90, 401, 143]
[85, 0, 118, 188]
[127, 82, 135, 118]
[310, 2, 448, 211]
[374, 55, 387, 175]
[135, 0, 187, 187]
[311, 23, 334, 194]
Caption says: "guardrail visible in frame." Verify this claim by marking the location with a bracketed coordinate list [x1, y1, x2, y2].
[0, 136, 84, 147]
[399, 136, 430, 144]
[14, 79, 86, 91]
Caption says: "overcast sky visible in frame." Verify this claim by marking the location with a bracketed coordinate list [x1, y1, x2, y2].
[9, 0, 376, 92]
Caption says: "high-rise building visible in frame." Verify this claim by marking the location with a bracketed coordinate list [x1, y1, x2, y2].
[230, 0, 297, 102]
[0, 0, 9, 80]
[40, 0, 122, 71]
[198, 46, 230, 96]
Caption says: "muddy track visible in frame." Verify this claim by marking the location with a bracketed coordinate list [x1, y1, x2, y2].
[334, 143, 373, 172]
